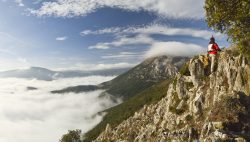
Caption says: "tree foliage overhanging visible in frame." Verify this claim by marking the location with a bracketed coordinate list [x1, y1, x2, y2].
[204, 0, 250, 53]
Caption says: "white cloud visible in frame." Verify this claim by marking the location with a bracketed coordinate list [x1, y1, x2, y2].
[89, 34, 155, 49]
[28, 0, 205, 19]
[86, 24, 224, 59]
[89, 43, 110, 50]
[56, 62, 137, 71]
[80, 27, 128, 36]
[102, 52, 142, 59]
[33, 0, 43, 4]
[15, 0, 24, 6]
[144, 41, 205, 58]
[81, 24, 224, 40]
[80, 27, 122, 36]
[131, 24, 224, 40]
[0, 76, 120, 142]
[56, 36, 68, 41]
[17, 57, 28, 63]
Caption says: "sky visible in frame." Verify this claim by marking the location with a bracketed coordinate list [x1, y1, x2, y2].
[0, 0, 229, 71]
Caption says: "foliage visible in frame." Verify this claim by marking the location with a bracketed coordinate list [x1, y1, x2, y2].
[83, 79, 172, 142]
[169, 106, 185, 115]
[179, 63, 190, 76]
[185, 114, 193, 121]
[209, 95, 244, 122]
[59, 130, 82, 142]
[240, 40, 250, 60]
[204, 0, 250, 53]
[103, 69, 156, 100]
[168, 93, 186, 115]
[186, 82, 194, 90]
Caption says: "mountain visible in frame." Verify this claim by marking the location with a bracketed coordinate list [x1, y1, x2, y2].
[51, 85, 100, 94]
[52, 56, 189, 100]
[101, 56, 188, 99]
[0, 67, 130, 81]
[83, 79, 173, 142]
[92, 47, 250, 141]
[56, 56, 188, 141]
[0, 67, 56, 81]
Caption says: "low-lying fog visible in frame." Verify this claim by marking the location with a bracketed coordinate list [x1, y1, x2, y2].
[0, 76, 118, 142]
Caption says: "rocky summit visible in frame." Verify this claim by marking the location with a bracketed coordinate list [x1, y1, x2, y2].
[94, 48, 250, 142]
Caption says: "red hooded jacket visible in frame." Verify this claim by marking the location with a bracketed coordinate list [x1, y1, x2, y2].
[208, 43, 220, 54]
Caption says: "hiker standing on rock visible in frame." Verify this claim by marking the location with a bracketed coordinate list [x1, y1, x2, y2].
[208, 36, 221, 73]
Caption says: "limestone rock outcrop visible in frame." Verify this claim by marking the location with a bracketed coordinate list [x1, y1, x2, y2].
[94, 49, 250, 142]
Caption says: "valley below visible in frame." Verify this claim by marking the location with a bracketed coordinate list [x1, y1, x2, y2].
[0, 76, 119, 142]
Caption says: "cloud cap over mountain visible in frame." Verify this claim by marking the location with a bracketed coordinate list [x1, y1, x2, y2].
[144, 41, 205, 58]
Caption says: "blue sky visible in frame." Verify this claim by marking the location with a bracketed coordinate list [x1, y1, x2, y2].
[0, 0, 229, 71]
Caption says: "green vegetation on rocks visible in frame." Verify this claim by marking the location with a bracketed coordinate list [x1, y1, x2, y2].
[83, 79, 172, 142]
[60, 130, 82, 142]
[179, 63, 190, 76]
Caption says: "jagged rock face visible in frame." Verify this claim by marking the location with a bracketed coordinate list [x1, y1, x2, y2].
[94, 49, 250, 142]
[102, 56, 188, 99]
[127, 56, 188, 82]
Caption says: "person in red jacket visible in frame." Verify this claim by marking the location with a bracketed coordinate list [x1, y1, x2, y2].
[208, 36, 221, 73]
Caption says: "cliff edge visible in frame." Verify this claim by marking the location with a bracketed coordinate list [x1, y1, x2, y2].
[94, 48, 250, 142]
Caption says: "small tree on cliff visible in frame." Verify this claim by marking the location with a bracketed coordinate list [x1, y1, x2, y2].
[59, 129, 82, 142]
[204, 0, 250, 53]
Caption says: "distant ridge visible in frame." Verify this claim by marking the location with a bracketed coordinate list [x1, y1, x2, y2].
[0, 66, 131, 81]
[51, 56, 189, 99]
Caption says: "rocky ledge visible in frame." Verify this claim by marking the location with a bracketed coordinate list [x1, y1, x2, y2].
[94, 48, 250, 142]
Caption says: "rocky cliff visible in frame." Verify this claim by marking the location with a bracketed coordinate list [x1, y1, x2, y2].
[94, 48, 250, 142]
[102, 56, 188, 99]
[81, 56, 188, 141]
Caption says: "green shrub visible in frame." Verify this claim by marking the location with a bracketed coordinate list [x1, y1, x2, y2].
[185, 114, 193, 122]
[59, 130, 82, 142]
[168, 93, 186, 115]
[209, 96, 244, 122]
[239, 40, 250, 60]
[179, 63, 190, 76]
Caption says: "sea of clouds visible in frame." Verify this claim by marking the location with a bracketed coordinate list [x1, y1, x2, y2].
[0, 76, 119, 142]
